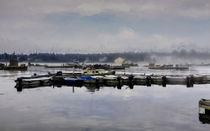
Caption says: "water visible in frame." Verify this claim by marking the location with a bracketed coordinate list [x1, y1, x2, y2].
[0, 64, 210, 131]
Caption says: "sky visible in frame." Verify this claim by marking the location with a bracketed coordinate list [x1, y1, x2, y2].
[0, 0, 210, 53]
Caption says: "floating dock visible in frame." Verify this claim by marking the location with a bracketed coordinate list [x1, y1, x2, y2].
[14, 70, 210, 92]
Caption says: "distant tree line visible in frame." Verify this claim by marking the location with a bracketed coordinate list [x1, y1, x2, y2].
[0, 49, 210, 63]
[0, 52, 149, 62]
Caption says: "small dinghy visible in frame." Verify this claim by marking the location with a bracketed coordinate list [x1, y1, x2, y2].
[15, 76, 52, 88]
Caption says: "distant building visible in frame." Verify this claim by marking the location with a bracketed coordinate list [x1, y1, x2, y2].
[114, 57, 126, 64]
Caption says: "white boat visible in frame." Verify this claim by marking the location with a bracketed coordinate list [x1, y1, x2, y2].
[199, 99, 210, 110]
[83, 69, 115, 76]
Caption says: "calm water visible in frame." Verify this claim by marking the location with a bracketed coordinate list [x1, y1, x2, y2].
[0, 64, 210, 131]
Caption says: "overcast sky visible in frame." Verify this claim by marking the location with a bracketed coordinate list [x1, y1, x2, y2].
[0, 0, 210, 53]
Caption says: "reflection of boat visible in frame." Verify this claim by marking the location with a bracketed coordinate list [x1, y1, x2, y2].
[63, 77, 83, 86]
[199, 113, 210, 124]
[103, 75, 118, 86]
[91, 75, 104, 83]
[166, 76, 186, 85]
[122, 62, 138, 68]
[79, 76, 97, 84]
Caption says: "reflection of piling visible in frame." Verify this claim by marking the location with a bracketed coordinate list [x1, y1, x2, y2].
[206, 109, 210, 115]
[117, 76, 122, 89]
[72, 86, 75, 93]
[146, 76, 152, 87]
[162, 76, 167, 87]
[16, 86, 22, 92]
[128, 75, 134, 89]
[16, 78, 23, 92]
[186, 75, 194, 87]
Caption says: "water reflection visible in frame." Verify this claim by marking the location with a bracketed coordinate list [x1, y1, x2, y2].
[15, 84, 134, 93]
[2, 65, 210, 130]
[199, 113, 210, 124]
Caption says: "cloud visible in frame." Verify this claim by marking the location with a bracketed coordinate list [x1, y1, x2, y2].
[1, 0, 210, 19]
[0, 0, 210, 53]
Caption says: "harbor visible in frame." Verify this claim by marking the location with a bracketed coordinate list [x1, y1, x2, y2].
[13, 62, 210, 92]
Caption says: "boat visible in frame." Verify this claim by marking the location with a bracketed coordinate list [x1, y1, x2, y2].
[15, 76, 52, 88]
[199, 99, 210, 110]
[1, 60, 28, 71]
[110, 65, 125, 70]
[63, 77, 84, 86]
[0, 63, 5, 69]
[83, 69, 115, 76]
[45, 65, 75, 68]
[148, 63, 189, 70]
[3, 64, 28, 71]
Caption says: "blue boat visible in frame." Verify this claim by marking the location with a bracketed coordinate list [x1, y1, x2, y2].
[79, 76, 97, 84]
[63, 77, 84, 86]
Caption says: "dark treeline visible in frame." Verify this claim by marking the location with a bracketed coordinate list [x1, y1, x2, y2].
[0, 52, 149, 62]
[0, 49, 210, 62]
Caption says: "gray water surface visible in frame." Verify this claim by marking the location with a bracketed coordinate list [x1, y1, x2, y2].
[0, 65, 210, 131]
